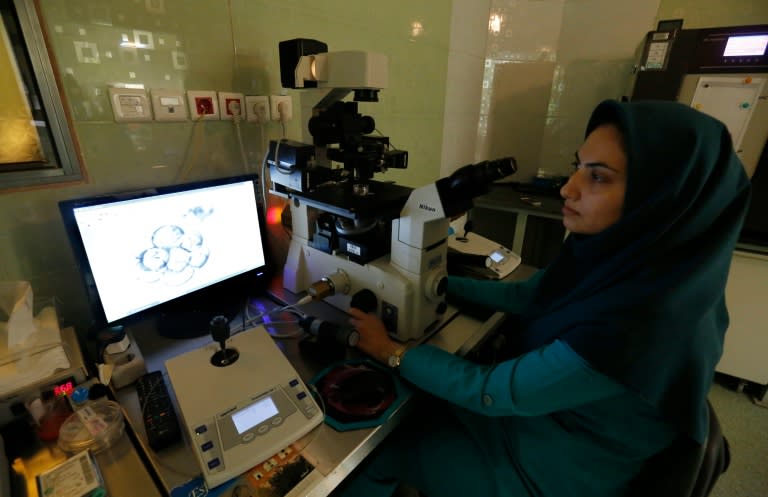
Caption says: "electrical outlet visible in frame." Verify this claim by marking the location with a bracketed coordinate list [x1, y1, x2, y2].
[270, 95, 292, 122]
[151, 89, 188, 122]
[187, 90, 219, 120]
[218, 92, 245, 121]
[245, 95, 270, 123]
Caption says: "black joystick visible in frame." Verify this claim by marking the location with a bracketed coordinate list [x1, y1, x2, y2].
[209, 315, 240, 367]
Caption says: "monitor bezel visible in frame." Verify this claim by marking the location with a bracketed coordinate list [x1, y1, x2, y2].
[59, 174, 272, 333]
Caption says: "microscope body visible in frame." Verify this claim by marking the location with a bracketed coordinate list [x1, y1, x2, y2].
[281, 182, 450, 341]
[270, 39, 515, 341]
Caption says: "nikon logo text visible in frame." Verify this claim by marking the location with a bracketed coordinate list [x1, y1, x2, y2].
[419, 203, 436, 212]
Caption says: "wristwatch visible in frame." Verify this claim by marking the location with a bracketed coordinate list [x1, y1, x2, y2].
[387, 346, 407, 369]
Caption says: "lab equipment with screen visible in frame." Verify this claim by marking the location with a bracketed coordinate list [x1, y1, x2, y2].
[164, 324, 323, 489]
[632, 23, 768, 397]
[59, 175, 270, 338]
[447, 231, 521, 279]
[632, 23, 768, 247]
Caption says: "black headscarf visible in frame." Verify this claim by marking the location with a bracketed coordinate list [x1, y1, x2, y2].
[519, 99, 751, 443]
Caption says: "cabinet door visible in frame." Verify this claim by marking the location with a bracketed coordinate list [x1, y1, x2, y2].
[717, 250, 768, 385]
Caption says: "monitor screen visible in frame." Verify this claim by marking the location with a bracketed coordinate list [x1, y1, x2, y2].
[723, 34, 768, 57]
[60, 175, 270, 336]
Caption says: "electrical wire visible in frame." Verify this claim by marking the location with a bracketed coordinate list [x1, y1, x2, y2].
[289, 383, 327, 460]
[231, 103, 250, 173]
[226, 0, 240, 77]
[374, 128, 400, 151]
[175, 114, 206, 183]
[228, 299, 310, 338]
[260, 149, 271, 209]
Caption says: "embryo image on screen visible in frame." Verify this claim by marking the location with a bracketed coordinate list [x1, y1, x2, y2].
[136, 207, 213, 287]
[74, 181, 265, 323]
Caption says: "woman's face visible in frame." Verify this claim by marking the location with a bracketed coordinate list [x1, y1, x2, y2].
[560, 124, 627, 234]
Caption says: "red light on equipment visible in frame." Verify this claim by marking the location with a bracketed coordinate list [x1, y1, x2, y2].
[267, 206, 283, 225]
[54, 381, 74, 397]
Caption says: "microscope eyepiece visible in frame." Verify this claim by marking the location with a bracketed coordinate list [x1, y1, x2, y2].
[436, 157, 518, 217]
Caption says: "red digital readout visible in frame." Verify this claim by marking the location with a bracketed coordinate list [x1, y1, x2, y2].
[54, 381, 74, 397]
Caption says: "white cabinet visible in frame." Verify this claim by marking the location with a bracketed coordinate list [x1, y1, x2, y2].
[717, 250, 768, 385]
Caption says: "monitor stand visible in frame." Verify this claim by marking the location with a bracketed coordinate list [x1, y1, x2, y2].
[154, 286, 246, 339]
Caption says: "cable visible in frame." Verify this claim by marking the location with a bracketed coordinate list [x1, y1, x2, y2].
[228, 299, 310, 337]
[260, 149, 271, 209]
[374, 128, 400, 151]
[229, 100, 250, 173]
[278, 101, 288, 139]
[226, 0, 240, 77]
[289, 383, 327, 458]
[175, 114, 206, 183]
[272, 139, 294, 175]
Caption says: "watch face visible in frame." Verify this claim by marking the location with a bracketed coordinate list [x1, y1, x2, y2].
[387, 354, 400, 368]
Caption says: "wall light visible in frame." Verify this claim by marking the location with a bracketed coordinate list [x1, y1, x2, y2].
[489, 13, 503, 34]
[411, 21, 424, 38]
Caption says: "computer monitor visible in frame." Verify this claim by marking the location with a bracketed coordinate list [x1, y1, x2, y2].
[59, 174, 271, 338]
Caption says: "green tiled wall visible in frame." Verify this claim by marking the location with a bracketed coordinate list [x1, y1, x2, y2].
[0, 0, 452, 329]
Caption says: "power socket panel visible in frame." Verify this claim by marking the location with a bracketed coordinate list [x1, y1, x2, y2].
[187, 90, 219, 120]
[245, 95, 270, 123]
[270, 95, 292, 121]
[218, 92, 245, 121]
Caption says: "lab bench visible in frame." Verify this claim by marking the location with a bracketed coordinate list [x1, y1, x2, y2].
[110, 265, 537, 497]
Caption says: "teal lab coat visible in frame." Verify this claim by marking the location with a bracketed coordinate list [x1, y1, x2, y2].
[333, 275, 676, 497]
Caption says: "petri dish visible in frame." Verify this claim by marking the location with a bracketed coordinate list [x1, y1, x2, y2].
[57, 400, 125, 454]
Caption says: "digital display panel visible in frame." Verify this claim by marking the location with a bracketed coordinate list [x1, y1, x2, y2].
[54, 381, 74, 397]
[723, 34, 768, 57]
[489, 251, 505, 263]
[232, 396, 279, 434]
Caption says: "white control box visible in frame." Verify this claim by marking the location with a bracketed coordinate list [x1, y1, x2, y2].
[108, 87, 152, 122]
[165, 325, 323, 489]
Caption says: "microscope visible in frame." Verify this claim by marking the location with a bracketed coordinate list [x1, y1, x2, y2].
[268, 39, 517, 341]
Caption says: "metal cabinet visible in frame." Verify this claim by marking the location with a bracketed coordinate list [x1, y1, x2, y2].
[718, 250, 768, 392]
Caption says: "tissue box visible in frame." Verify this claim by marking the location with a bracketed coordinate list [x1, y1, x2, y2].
[0, 327, 87, 427]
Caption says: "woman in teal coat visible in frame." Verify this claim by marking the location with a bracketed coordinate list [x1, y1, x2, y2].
[336, 99, 750, 497]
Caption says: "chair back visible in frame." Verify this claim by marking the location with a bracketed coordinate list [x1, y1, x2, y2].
[625, 401, 730, 497]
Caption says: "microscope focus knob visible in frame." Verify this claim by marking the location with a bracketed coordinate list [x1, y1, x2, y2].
[436, 302, 448, 315]
[350, 289, 378, 313]
[425, 270, 448, 303]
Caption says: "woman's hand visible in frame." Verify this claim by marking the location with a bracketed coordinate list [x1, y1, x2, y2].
[348, 307, 402, 364]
